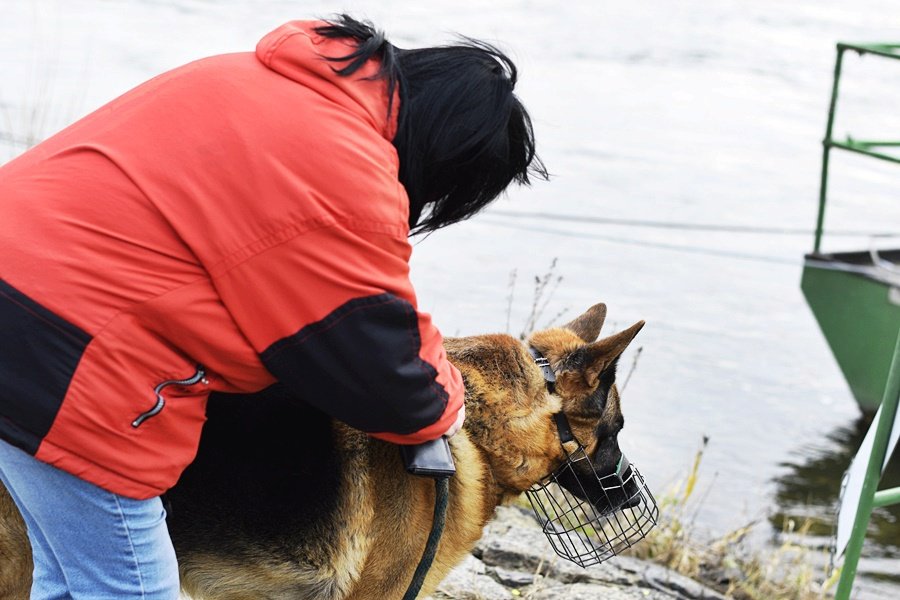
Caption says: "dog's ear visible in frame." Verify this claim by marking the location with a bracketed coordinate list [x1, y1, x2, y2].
[556, 320, 644, 395]
[563, 303, 607, 343]
[582, 320, 644, 385]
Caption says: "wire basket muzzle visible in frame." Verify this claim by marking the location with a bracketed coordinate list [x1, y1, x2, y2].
[524, 449, 659, 567]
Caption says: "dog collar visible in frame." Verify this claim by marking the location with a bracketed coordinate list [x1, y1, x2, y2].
[528, 347, 556, 392]
[528, 347, 575, 444]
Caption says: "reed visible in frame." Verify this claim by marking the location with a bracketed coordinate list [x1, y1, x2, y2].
[626, 437, 832, 600]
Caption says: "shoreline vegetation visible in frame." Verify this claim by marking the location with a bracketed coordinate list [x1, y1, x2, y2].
[488, 437, 835, 600]
[624, 437, 835, 600]
[506, 264, 835, 599]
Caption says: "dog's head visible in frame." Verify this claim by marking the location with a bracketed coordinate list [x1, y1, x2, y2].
[447, 302, 653, 565]
[446, 302, 643, 509]
[527, 303, 644, 514]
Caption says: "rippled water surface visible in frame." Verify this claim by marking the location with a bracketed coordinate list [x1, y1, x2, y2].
[3, 1, 900, 597]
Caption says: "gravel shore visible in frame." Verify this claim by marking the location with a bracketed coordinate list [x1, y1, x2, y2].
[425, 505, 728, 600]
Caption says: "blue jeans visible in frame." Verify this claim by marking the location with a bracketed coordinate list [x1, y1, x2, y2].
[0, 440, 180, 599]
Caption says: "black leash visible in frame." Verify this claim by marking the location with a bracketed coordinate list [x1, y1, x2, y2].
[399, 437, 456, 599]
[402, 477, 450, 600]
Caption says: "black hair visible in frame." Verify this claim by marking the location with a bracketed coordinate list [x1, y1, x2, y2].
[315, 15, 547, 234]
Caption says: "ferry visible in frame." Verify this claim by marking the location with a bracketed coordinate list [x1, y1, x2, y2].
[801, 43, 900, 414]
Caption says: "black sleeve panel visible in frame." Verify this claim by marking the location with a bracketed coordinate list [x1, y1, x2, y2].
[0, 279, 92, 454]
[260, 293, 449, 436]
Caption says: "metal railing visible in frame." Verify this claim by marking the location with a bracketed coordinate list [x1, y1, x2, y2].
[834, 329, 900, 599]
[814, 43, 900, 253]
[812, 41, 900, 599]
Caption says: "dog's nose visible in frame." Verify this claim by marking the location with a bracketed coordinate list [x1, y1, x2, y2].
[621, 494, 642, 509]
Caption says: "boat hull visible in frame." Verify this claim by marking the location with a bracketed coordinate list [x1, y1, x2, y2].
[801, 251, 900, 414]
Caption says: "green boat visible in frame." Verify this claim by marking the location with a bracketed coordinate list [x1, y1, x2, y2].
[802, 43, 900, 415]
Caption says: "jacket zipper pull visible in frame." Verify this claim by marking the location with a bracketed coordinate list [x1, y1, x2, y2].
[132, 366, 207, 428]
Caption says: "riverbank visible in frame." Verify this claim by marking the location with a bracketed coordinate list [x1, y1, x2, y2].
[426, 451, 836, 600]
[425, 505, 730, 600]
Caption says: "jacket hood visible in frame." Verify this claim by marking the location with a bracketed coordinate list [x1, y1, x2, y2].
[256, 20, 398, 140]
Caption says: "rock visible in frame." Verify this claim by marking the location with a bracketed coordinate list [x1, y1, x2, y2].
[615, 558, 730, 600]
[428, 554, 513, 600]
[434, 503, 727, 600]
[478, 523, 550, 570]
[477, 517, 636, 587]
[490, 565, 535, 587]
[526, 581, 676, 600]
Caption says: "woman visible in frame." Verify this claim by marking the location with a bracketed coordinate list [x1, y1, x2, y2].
[0, 14, 545, 599]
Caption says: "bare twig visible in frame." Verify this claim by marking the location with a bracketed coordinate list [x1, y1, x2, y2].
[540, 306, 570, 330]
[505, 268, 518, 334]
[519, 258, 562, 339]
[620, 346, 643, 393]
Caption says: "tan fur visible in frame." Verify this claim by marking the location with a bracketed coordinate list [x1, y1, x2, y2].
[0, 304, 642, 600]
[0, 484, 30, 599]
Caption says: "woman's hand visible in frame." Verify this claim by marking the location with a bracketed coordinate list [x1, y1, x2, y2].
[443, 404, 466, 438]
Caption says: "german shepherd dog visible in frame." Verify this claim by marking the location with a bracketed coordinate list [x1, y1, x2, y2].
[0, 303, 643, 600]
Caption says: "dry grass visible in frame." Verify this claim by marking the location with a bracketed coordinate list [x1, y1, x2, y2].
[625, 437, 835, 600]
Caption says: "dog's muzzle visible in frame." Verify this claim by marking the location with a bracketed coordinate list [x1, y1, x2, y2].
[524, 445, 658, 567]
[525, 346, 658, 567]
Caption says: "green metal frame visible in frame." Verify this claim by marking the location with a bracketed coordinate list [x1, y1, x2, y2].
[812, 41, 900, 599]
[814, 43, 900, 253]
[834, 329, 900, 599]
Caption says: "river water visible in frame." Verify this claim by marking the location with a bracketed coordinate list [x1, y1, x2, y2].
[3, 1, 900, 597]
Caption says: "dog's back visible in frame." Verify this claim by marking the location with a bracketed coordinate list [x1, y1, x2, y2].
[170, 385, 366, 599]
[169, 384, 489, 600]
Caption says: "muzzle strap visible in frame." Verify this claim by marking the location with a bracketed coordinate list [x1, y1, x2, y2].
[553, 412, 575, 444]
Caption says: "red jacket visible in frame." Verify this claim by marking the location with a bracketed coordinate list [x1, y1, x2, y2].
[0, 21, 463, 500]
